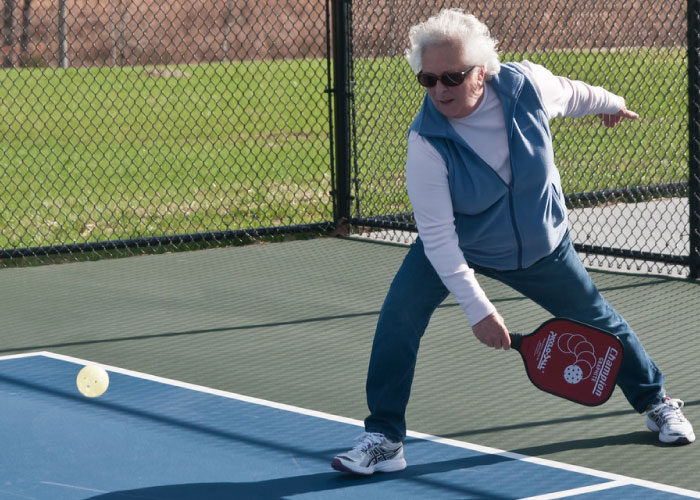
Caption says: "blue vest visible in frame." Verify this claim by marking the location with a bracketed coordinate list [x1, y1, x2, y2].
[409, 62, 568, 270]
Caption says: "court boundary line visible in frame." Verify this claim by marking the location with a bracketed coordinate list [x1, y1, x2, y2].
[3, 351, 698, 499]
[517, 480, 629, 500]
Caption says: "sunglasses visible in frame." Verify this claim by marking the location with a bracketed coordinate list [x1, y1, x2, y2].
[416, 66, 475, 88]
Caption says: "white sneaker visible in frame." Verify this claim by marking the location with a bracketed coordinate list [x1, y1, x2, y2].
[646, 397, 696, 445]
[331, 432, 407, 475]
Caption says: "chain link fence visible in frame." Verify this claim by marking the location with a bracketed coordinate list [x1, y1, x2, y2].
[347, 0, 699, 278]
[0, 0, 698, 278]
[0, 0, 334, 264]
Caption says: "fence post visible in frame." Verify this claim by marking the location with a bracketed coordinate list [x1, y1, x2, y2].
[58, 0, 68, 68]
[330, 0, 353, 224]
[689, 0, 700, 279]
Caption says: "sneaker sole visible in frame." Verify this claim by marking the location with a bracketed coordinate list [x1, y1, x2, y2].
[647, 420, 695, 445]
[659, 432, 696, 445]
[331, 457, 407, 475]
[647, 420, 696, 445]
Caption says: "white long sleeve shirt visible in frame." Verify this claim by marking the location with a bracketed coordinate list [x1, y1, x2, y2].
[405, 60, 626, 326]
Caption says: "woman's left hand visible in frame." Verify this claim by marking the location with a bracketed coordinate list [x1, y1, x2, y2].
[598, 106, 639, 128]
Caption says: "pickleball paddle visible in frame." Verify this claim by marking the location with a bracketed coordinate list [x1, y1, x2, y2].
[510, 318, 623, 406]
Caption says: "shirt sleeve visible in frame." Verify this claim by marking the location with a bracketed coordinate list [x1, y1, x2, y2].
[405, 130, 496, 326]
[516, 60, 626, 119]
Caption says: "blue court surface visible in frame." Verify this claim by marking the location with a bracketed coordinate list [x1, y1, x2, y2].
[1, 352, 698, 500]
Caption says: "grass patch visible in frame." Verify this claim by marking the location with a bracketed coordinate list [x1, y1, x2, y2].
[0, 59, 334, 250]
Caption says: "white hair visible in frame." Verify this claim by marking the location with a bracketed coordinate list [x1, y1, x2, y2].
[405, 9, 500, 79]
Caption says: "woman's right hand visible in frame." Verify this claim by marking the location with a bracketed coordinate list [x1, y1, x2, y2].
[472, 311, 511, 350]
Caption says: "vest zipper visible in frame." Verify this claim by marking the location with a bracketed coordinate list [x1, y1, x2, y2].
[507, 171, 524, 269]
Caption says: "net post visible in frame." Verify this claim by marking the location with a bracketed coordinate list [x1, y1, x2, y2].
[688, 0, 700, 279]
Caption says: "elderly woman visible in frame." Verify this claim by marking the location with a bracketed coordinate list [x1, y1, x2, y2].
[331, 8, 694, 475]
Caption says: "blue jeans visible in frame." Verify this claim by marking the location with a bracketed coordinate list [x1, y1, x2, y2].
[364, 233, 665, 442]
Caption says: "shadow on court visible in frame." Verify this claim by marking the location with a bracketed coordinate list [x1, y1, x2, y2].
[433, 399, 699, 441]
[510, 431, 662, 456]
[87, 455, 513, 500]
[0, 303, 466, 356]
[444, 400, 700, 455]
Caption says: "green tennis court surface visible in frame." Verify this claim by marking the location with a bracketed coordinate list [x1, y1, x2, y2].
[1, 238, 699, 496]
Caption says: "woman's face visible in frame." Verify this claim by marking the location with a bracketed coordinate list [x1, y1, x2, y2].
[420, 39, 485, 119]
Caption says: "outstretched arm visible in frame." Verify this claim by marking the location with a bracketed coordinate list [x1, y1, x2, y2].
[516, 61, 635, 122]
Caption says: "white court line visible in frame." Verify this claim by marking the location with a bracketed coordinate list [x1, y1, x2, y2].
[4, 351, 699, 499]
[40, 481, 108, 494]
[517, 480, 629, 499]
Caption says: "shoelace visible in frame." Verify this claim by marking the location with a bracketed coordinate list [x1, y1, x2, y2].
[647, 398, 686, 424]
[352, 432, 385, 452]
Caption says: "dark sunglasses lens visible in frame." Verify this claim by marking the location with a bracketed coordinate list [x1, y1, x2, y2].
[443, 72, 466, 87]
[417, 73, 438, 87]
[417, 70, 470, 88]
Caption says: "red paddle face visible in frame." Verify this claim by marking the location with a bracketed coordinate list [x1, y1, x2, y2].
[514, 318, 623, 406]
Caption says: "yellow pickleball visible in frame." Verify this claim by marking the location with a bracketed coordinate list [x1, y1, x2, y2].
[76, 365, 110, 398]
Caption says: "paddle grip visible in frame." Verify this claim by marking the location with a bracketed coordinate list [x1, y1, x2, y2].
[509, 332, 524, 351]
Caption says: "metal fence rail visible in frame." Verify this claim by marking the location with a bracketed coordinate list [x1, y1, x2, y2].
[0, 0, 698, 278]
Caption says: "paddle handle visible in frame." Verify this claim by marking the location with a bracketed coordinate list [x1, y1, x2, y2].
[509, 332, 524, 352]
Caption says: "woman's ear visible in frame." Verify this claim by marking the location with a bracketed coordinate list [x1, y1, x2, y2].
[477, 66, 486, 85]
